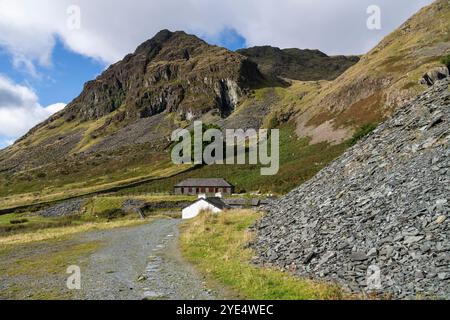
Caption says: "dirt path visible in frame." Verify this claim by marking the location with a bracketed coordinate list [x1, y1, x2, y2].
[74, 218, 218, 300]
[0, 218, 222, 300]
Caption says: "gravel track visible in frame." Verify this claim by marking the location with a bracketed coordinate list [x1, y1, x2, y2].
[75, 218, 217, 300]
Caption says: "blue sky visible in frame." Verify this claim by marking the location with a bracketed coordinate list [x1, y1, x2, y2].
[203, 28, 247, 51]
[0, 0, 433, 149]
[0, 39, 105, 107]
[0, 40, 105, 148]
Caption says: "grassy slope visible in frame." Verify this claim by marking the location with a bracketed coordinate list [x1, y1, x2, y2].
[289, 0, 450, 139]
[0, 69, 378, 209]
[116, 125, 348, 195]
[180, 211, 350, 300]
[0, 106, 186, 202]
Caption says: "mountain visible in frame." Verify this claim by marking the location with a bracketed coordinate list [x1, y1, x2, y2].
[252, 77, 450, 299]
[0, 30, 266, 205]
[237, 46, 359, 81]
[0, 29, 350, 208]
[0, 0, 449, 210]
[61, 30, 265, 123]
[282, 0, 450, 145]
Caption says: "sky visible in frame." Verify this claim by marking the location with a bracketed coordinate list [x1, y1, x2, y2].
[0, 0, 434, 149]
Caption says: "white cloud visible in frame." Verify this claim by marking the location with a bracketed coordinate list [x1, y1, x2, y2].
[0, 75, 65, 138]
[0, 0, 434, 73]
[45, 102, 67, 114]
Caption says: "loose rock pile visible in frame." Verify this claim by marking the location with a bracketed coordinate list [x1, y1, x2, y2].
[252, 79, 450, 299]
[38, 199, 86, 217]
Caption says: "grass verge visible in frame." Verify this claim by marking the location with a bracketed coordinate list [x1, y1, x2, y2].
[180, 210, 349, 300]
[0, 218, 147, 246]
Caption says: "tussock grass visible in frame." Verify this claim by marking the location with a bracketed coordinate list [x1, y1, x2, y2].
[180, 211, 350, 300]
[0, 213, 78, 236]
[347, 123, 378, 147]
[441, 54, 450, 68]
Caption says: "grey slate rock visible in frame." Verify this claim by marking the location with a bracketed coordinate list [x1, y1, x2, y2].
[252, 79, 450, 299]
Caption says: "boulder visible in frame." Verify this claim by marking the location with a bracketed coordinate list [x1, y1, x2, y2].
[420, 66, 449, 86]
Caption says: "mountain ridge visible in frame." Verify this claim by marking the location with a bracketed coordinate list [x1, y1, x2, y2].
[289, 0, 450, 145]
[237, 45, 360, 81]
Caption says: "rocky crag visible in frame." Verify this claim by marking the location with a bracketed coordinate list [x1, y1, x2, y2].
[238, 46, 359, 81]
[40, 29, 265, 125]
[252, 78, 450, 299]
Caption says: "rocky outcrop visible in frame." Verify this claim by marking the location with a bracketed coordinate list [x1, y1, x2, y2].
[38, 199, 86, 217]
[238, 46, 359, 81]
[421, 66, 450, 86]
[252, 79, 450, 299]
[22, 30, 264, 140]
[60, 30, 264, 123]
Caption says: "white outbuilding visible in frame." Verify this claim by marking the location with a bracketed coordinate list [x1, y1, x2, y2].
[182, 197, 230, 220]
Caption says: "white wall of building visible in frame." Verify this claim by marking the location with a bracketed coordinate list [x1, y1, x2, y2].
[182, 200, 222, 220]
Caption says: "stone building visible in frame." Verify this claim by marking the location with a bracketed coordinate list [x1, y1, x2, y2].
[174, 178, 233, 195]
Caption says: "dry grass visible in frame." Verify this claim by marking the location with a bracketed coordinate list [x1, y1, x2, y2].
[0, 218, 147, 246]
[180, 210, 352, 300]
[1, 241, 102, 277]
